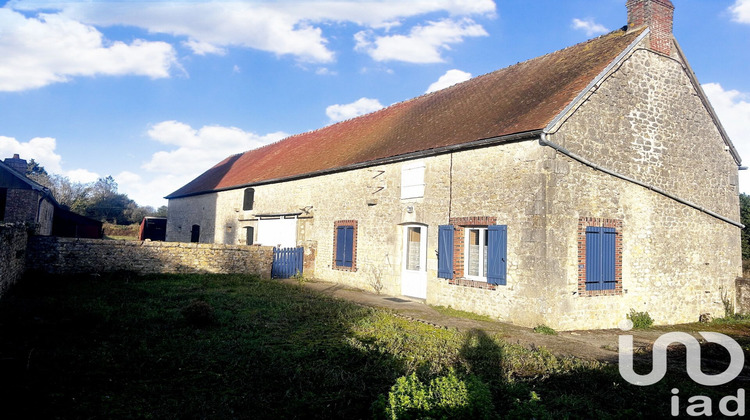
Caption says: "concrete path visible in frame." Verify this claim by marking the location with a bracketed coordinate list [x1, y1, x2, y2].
[281, 278, 669, 363]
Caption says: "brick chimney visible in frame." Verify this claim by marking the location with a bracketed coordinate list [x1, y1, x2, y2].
[3, 154, 28, 174]
[626, 0, 674, 55]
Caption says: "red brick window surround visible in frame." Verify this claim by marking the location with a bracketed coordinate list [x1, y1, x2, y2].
[332, 220, 358, 272]
[577, 217, 623, 297]
[447, 216, 497, 291]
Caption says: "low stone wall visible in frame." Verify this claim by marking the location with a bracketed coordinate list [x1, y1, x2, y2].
[0, 224, 29, 299]
[26, 237, 274, 279]
[737, 278, 750, 315]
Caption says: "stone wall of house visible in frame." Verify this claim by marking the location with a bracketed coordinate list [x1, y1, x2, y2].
[4, 189, 39, 225]
[26, 237, 274, 279]
[1, 189, 54, 235]
[548, 44, 740, 221]
[536, 41, 742, 329]
[169, 141, 557, 324]
[736, 278, 750, 315]
[0, 224, 29, 299]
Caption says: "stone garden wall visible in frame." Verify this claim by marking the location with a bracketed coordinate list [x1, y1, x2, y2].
[26, 237, 274, 279]
[0, 224, 29, 299]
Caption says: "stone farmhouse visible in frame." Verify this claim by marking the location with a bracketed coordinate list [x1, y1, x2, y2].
[166, 0, 743, 330]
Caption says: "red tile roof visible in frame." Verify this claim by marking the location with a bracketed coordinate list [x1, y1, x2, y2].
[167, 28, 644, 199]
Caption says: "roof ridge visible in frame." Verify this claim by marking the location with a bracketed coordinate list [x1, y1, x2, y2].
[169, 25, 644, 198]
[219, 27, 635, 164]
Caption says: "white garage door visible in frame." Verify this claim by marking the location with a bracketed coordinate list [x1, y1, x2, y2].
[257, 218, 297, 248]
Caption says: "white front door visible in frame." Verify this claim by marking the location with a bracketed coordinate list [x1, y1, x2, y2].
[401, 224, 427, 299]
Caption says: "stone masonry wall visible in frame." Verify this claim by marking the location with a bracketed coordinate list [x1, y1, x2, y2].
[2, 189, 54, 235]
[737, 278, 750, 315]
[0, 224, 29, 299]
[5, 189, 39, 225]
[549, 46, 739, 221]
[540, 40, 741, 329]
[26, 237, 274, 279]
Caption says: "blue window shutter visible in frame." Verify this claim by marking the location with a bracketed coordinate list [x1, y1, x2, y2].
[335, 226, 346, 266]
[586, 227, 616, 290]
[487, 225, 507, 285]
[343, 226, 354, 267]
[602, 228, 616, 290]
[437, 225, 454, 279]
[585, 227, 602, 290]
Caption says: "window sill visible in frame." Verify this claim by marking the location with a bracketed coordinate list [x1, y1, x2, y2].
[577, 288, 622, 297]
[447, 278, 497, 291]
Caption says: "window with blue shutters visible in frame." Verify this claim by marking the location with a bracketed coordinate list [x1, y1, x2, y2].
[579, 218, 622, 296]
[333, 220, 357, 271]
[585, 227, 616, 290]
[437, 220, 507, 287]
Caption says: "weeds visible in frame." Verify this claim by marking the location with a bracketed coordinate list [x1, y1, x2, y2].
[430, 305, 493, 322]
[292, 270, 309, 286]
[533, 324, 557, 335]
[627, 308, 654, 329]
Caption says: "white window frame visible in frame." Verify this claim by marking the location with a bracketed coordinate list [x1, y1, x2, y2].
[464, 227, 488, 282]
[400, 161, 425, 200]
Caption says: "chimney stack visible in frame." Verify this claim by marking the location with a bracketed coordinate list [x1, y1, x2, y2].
[626, 0, 674, 55]
[3, 154, 28, 174]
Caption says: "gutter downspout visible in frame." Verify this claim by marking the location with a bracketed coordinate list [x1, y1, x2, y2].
[538, 132, 744, 229]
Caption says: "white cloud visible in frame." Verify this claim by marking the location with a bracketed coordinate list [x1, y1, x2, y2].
[326, 97, 384, 123]
[113, 121, 288, 206]
[730, 0, 750, 23]
[183, 39, 226, 56]
[703, 83, 750, 192]
[426, 69, 472, 93]
[144, 121, 288, 175]
[0, 136, 63, 172]
[66, 168, 100, 184]
[0, 123, 288, 207]
[355, 18, 488, 63]
[0, 9, 177, 91]
[0, 135, 100, 185]
[571, 18, 608, 36]
[8, 0, 495, 65]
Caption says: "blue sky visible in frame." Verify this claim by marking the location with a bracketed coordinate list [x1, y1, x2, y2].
[0, 0, 749, 208]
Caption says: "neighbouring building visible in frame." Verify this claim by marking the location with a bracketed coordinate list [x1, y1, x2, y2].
[1, 154, 102, 239]
[166, 0, 743, 330]
[0, 154, 55, 235]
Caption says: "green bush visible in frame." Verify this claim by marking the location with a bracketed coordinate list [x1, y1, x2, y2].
[374, 370, 493, 419]
[626, 309, 653, 329]
[533, 324, 557, 335]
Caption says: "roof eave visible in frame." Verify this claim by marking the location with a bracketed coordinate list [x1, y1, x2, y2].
[671, 39, 742, 166]
[165, 129, 543, 200]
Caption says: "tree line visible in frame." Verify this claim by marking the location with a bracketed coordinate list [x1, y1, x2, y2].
[26, 160, 166, 225]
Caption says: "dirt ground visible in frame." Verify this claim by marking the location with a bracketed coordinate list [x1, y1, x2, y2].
[287, 279, 750, 367]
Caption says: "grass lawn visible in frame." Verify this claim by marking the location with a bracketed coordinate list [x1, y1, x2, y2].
[0, 273, 745, 419]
